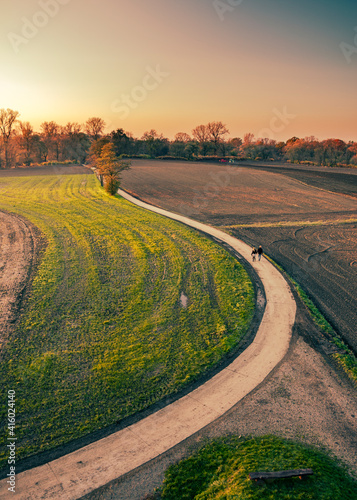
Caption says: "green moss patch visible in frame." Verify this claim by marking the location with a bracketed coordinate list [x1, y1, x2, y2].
[160, 436, 357, 499]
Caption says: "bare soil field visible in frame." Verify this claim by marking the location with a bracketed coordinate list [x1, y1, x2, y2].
[240, 160, 357, 198]
[121, 160, 357, 354]
[232, 223, 357, 353]
[0, 212, 42, 353]
[121, 160, 357, 226]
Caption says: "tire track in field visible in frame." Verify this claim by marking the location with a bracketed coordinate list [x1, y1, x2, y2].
[0, 212, 36, 352]
[232, 222, 357, 352]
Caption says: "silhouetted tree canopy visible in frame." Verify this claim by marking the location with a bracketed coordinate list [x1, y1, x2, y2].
[0, 108, 355, 168]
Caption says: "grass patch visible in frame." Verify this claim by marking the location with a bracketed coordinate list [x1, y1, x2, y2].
[223, 218, 357, 229]
[264, 256, 357, 386]
[0, 174, 254, 467]
[159, 436, 357, 499]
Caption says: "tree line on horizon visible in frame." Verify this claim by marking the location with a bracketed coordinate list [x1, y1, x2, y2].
[0, 108, 356, 169]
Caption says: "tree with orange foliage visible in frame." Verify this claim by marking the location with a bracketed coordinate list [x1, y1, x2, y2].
[96, 143, 130, 195]
[347, 142, 357, 165]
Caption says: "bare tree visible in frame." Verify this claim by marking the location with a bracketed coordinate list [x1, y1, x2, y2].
[170, 132, 192, 158]
[141, 130, 168, 157]
[141, 129, 163, 141]
[207, 121, 229, 153]
[61, 123, 89, 163]
[18, 121, 34, 165]
[63, 122, 82, 136]
[192, 124, 212, 156]
[0, 108, 19, 168]
[31, 134, 48, 163]
[192, 124, 210, 143]
[85, 117, 105, 141]
[41, 121, 61, 161]
[243, 133, 255, 145]
[174, 132, 191, 143]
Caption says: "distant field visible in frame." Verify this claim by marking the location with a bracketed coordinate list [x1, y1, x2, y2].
[0, 164, 92, 177]
[121, 160, 357, 226]
[121, 160, 357, 353]
[237, 161, 357, 198]
[0, 173, 254, 469]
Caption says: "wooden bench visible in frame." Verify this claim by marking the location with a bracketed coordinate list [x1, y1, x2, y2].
[249, 469, 314, 483]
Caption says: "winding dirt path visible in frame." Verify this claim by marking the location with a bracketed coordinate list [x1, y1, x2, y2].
[0, 211, 36, 352]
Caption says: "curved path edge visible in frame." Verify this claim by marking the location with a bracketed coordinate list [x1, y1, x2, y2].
[0, 191, 296, 500]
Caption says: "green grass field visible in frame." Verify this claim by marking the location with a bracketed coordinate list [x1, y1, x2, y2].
[160, 436, 357, 499]
[0, 173, 254, 467]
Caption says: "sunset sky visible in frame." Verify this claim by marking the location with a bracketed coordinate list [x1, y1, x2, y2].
[1, 0, 357, 141]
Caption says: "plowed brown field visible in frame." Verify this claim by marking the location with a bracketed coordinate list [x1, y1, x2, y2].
[121, 160, 357, 353]
[231, 224, 357, 352]
[0, 212, 40, 352]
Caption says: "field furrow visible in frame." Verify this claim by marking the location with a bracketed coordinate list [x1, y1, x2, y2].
[0, 172, 254, 469]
